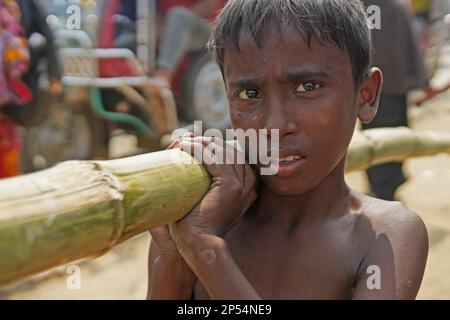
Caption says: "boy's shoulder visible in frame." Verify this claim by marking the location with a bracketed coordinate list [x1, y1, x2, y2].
[345, 191, 429, 299]
[351, 191, 428, 273]
[355, 192, 427, 239]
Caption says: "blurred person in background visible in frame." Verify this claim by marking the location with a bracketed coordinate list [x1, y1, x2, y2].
[18, 0, 62, 96]
[410, 0, 450, 22]
[113, 0, 225, 87]
[411, 0, 436, 52]
[410, 0, 450, 52]
[2, 0, 62, 127]
[0, 0, 61, 178]
[361, 0, 438, 200]
[107, 0, 225, 127]
[412, 0, 432, 17]
[150, 0, 225, 90]
[0, 0, 30, 178]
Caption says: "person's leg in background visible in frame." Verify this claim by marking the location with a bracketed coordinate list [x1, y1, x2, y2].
[152, 6, 212, 88]
[362, 94, 409, 201]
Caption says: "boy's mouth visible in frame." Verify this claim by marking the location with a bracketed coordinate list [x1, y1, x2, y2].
[278, 155, 303, 163]
[257, 150, 307, 177]
[271, 155, 307, 177]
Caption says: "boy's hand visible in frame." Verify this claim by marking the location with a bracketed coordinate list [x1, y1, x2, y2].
[170, 133, 258, 254]
[149, 225, 182, 261]
[147, 224, 198, 300]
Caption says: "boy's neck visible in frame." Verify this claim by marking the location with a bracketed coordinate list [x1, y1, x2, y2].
[254, 157, 354, 226]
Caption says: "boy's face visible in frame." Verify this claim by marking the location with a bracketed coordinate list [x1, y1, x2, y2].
[223, 25, 381, 195]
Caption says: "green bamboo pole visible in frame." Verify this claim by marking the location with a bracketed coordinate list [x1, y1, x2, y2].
[0, 127, 450, 288]
[346, 127, 450, 172]
[0, 150, 211, 288]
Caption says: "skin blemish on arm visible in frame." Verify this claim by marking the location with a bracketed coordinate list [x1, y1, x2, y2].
[406, 279, 414, 288]
[200, 249, 217, 265]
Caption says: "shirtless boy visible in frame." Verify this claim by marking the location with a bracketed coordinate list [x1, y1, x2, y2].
[147, 0, 429, 300]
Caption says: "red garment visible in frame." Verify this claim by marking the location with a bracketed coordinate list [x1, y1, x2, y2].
[159, 0, 226, 22]
[0, 115, 21, 178]
[158, 0, 197, 14]
[209, 0, 226, 23]
[98, 0, 135, 77]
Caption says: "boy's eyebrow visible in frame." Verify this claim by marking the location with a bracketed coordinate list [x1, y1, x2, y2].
[282, 68, 333, 82]
[227, 76, 261, 88]
[227, 68, 334, 88]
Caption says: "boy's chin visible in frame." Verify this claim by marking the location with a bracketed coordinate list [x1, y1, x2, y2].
[260, 175, 315, 196]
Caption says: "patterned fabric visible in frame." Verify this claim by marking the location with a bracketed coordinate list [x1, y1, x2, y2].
[0, 0, 29, 178]
[0, 0, 30, 106]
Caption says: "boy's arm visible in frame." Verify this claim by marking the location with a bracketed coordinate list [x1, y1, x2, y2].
[352, 205, 429, 300]
[183, 234, 262, 300]
[147, 230, 197, 300]
[166, 135, 260, 299]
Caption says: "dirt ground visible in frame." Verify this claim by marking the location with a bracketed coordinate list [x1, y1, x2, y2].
[1, 48, 449, 301]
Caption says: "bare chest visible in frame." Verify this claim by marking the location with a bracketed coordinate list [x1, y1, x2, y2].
[193, 223, 366, 299]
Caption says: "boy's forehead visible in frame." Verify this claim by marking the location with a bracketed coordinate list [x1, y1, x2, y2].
[223, 26, 350, 82]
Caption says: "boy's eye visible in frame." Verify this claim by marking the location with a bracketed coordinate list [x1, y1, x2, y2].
[238, 89, 260, 100]
[295, 81, 321, 93]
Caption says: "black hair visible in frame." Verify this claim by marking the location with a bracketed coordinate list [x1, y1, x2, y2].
[208, 0, 372, 85]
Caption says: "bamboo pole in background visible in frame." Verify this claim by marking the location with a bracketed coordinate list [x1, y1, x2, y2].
[346, 127, 450, 172]
[1, 127, 450, 288]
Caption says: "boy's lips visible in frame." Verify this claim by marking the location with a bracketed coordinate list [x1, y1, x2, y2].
[257, 148, 308, 177]
[271, 156, 307, 177]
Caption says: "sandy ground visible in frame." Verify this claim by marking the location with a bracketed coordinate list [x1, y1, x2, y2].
[1, 48, 450, 300]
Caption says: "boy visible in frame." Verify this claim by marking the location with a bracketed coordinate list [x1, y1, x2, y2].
[147, 0, 429, 299]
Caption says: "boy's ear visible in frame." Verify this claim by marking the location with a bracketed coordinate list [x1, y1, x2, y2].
[357, 67, 383, 124]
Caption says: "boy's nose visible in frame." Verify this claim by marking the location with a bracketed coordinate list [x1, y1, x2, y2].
[264, 98, 298, 138]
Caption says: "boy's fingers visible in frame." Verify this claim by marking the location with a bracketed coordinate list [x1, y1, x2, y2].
[177, 140, 226, 177]
[232, 160, 245, 185]
[181, 136, 231, 152]
[242, 189, 258, 216]
[199, 137, 245, 170]
[226, 147, 248, 186]
[167, 138, 181, 150]
[177, 140, 206, 162]
[207, 141, 246, 179]
[167, 132, 195, 150]
[243, 163, 257, 191]
[177, 138, 256, 187]
[183, 135, 223, 143]
[149, 225, 173, 248]
[181, 136, 225, 158]
[179, 137, 251, 183]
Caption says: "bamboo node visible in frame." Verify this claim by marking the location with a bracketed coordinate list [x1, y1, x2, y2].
[90, 161, 125, 202]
